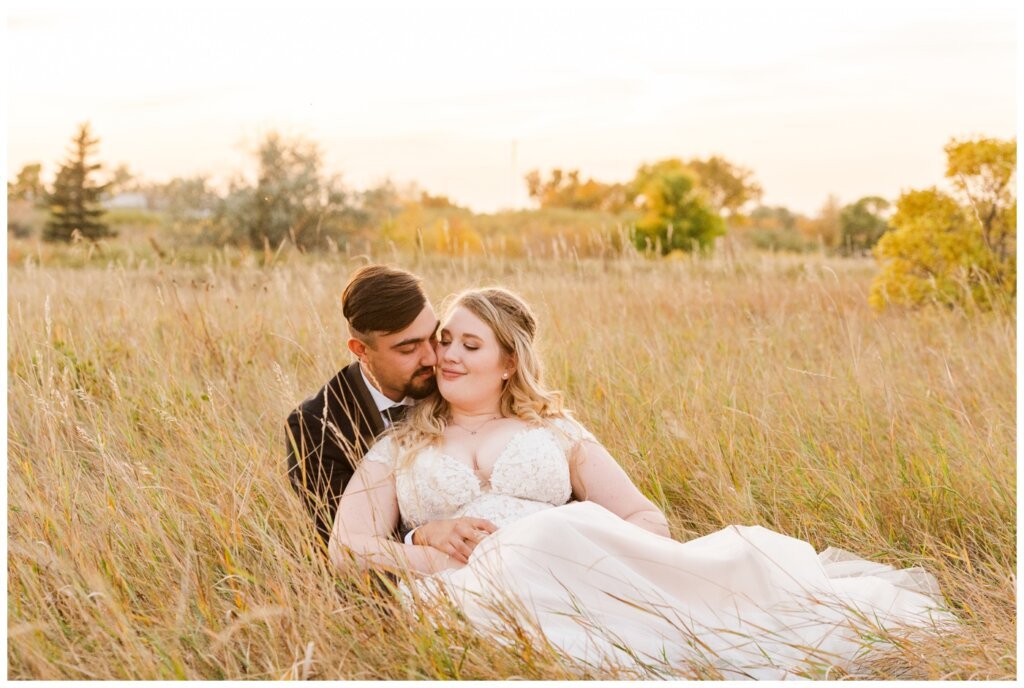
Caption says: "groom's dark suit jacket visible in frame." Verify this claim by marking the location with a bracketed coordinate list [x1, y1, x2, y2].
[286, 361, 387, 545]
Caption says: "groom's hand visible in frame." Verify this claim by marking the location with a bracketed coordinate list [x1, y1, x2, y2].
[412, 517, 498, 563]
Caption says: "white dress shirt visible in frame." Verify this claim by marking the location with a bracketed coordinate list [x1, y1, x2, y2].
[359, 365, 414, 428]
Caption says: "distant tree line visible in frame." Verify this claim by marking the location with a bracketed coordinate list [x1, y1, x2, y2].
[8, 124, 421, 253]
[9, 124, 1015, 309]
[736, 195, 890, 257]
[524, 159, 892, 257]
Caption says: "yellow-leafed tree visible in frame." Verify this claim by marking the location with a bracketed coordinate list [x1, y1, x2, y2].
[870, 137, 1016, 310]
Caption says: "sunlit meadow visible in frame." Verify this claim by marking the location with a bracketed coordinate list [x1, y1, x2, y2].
[6, 243, 1015, 679]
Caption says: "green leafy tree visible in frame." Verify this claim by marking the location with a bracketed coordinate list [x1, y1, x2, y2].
[215, 132, 356, 250]
[838, 196, 890, 256]
[744, 205, 814, 252]
[870, 137, 1016, 310]
[631, 161, 724, 254]
[43, 123, 112, 242]
[152, 176, 220, 222]
[252, 132, 321, 247]
[749, 205, 797, 231]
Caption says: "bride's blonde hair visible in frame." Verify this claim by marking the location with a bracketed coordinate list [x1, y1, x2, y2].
[388, 287, 565, 469]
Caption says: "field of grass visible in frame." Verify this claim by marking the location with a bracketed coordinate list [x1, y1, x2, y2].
[7, 247, 1016, 679]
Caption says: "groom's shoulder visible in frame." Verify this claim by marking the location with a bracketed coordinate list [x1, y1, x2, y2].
[289, 362, 364, 422]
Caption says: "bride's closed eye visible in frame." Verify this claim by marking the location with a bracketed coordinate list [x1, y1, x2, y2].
[439, 338, 478, 351]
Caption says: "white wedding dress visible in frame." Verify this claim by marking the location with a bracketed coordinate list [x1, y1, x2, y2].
[364, 418, 955, 679]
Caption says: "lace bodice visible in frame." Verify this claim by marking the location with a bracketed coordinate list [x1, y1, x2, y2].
[363, 417, 596, 528]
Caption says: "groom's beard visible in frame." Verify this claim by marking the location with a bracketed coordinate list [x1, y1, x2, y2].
[403, 366, 438, 399]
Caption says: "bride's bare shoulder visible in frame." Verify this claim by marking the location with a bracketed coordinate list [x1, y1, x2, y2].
[538, 414, 596, 445]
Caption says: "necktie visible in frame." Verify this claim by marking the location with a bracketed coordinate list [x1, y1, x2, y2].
[383, 404, 409, 425]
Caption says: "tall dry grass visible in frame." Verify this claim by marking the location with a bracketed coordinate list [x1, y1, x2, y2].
[7, 248, 1015, 679]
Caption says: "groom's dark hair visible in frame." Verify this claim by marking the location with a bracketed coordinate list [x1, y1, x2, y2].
[342, 264, 427, 339]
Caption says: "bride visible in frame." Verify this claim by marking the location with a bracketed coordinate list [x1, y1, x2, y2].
[328, 287, 955, 679]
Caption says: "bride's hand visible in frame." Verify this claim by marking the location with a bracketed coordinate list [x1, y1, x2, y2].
[413, 517, 498, 564]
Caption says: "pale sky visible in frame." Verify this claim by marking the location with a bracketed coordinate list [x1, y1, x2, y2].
[6, 0, 1017, 215]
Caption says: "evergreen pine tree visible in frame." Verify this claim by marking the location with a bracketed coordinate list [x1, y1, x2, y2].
[43, 122, 113, 242]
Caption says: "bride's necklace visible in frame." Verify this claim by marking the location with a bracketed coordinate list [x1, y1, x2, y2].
[450, 415, 500, 436]
[449, 415, 501, 488]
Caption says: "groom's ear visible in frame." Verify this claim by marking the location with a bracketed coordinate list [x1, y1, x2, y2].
[347, 337, 368, 361]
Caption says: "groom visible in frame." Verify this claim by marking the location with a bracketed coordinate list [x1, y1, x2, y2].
[285, 264, 492, 561]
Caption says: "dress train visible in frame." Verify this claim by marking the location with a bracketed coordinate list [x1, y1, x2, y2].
[416, 502, 956, 679]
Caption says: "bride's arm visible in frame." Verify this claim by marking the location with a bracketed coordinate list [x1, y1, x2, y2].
[568, 441, 671, 538]
[328, 460, 456, 576]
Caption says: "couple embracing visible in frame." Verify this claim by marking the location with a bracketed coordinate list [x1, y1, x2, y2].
[286, 265, 953, 679]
